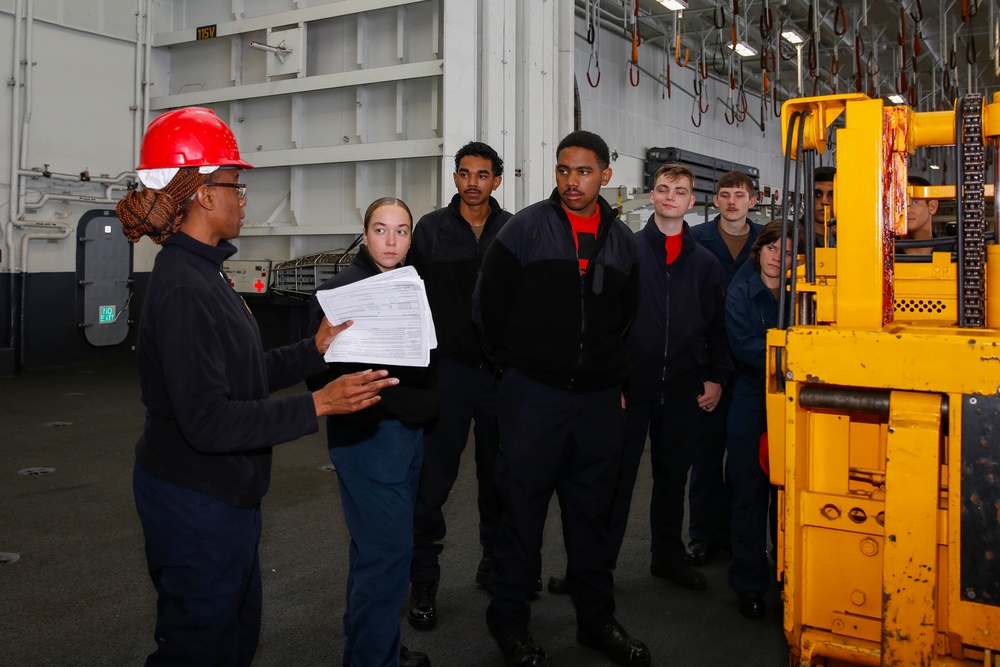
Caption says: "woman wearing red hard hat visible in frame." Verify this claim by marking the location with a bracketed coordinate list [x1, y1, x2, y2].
[117, 107, 398, 666]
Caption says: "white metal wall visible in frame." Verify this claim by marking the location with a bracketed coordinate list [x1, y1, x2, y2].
[0, 0, 790, 279]
[149, 0, 445, 263]
[0, 0, 139, 274]
[144, 0, 575, 263]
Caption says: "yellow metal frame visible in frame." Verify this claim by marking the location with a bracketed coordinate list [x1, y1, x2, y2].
[771, 92, 1000, 666]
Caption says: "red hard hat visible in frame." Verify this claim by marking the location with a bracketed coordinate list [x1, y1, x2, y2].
[137, 107, 254, 170]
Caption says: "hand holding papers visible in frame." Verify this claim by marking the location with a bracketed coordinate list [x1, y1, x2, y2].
[315, 266, 437, 367]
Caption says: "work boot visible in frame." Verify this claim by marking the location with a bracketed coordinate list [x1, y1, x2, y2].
[407, 581, 438, 630]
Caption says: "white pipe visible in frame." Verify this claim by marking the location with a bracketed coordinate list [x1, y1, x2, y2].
[132, 0, 144, 168]
[940, 4, 948, 82]
[16, 0, 33, 223]
[556, 0, 574, 140]
[23, 191, 126, 211]
[18, 0, 31, 171]
[992, 0, 998, 77]
[6, 0, 24, 273]
[954, 27, 962, 96]
[142, 0, 153, 132]
[248, 41, 293, 57]
[18, 222, 70, 274]
[18, 168, 135, 185]
[796, 43, 803, 96]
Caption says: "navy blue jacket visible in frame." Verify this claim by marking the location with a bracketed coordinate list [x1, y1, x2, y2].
[689, 215, 763, 285]
[474, 189, 639, 392]
[409, 194, 511, 367]
[725, 268, 777, 435]
[136, 232, 326, 508]
[625, 218, 732, 403]
[306, 246, 438, 429]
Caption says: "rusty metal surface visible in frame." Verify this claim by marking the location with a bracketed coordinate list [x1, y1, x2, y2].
[961, 393, 1000, 608]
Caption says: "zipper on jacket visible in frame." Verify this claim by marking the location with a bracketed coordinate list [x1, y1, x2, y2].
[565, 201, 609, 391]
[659, 268, 671, 407]
[569, 275, 586, 391]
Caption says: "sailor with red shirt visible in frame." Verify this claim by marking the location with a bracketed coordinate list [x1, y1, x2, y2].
[624, 164, 733, 593]
[474, 131, 648, 667]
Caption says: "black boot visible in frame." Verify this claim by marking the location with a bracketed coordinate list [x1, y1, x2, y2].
[476, 552, 493, 586]
[492, 632, 551, 667]
[407, 581, 438, 630]
[400, 645, 431, 667]
[546, 573, 569, 594]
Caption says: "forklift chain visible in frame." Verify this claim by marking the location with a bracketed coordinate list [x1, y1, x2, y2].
[960, 93, 986, 327]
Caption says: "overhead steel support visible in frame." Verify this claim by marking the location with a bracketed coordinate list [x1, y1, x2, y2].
[150, 60, 443, 110]
[153, 0, 429, 47]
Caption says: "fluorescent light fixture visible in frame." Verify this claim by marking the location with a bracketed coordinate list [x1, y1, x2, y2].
[657, 0, 688, 10]
[727, 41, 758, 58]
[781, 29, 804, 44]
[888, 94, 906, 104]
[929, 164, 941, 170]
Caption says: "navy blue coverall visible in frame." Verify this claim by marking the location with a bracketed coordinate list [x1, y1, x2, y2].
[687, 216, 762, 549]
[724, 267, 776, 596]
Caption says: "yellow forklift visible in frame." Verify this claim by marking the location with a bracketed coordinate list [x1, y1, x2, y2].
[769, 92, 1000, 666]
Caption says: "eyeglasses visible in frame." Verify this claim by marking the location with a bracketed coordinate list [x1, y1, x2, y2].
[204, 182, 247, 199]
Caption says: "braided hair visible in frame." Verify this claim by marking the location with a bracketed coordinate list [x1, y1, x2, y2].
[117, 167, 213, 244]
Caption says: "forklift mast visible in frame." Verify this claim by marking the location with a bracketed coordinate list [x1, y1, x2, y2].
[771, 92, 1000, 666]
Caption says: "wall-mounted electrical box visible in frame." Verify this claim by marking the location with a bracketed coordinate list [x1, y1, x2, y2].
[223, 260, 272, 295]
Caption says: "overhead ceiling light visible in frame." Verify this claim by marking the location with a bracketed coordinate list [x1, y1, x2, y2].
[781, 29, 804, 45]
[888, 94, 906, 104]
[929, 164, 941, 170]
[727, 41, 758, 58]
[657, 0, 688, 10]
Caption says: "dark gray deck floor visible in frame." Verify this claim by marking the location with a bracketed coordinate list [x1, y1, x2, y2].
[2, 361, 789, 666]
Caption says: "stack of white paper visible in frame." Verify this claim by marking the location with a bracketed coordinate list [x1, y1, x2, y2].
[315, 266, 437, 367]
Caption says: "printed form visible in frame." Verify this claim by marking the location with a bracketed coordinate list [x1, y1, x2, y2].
[315, 266, 436, 367]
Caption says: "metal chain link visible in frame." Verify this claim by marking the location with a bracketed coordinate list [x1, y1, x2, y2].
[959, 93, 986, 327]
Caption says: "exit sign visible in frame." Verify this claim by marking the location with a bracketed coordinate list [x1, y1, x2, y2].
[99, 305, 116, 324]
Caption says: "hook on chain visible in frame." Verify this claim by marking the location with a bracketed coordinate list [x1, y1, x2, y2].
[691, 73, 708, 128]
[585, 0, 600, 87]
[587, 55, 601, 87]
[966, 25, 978, 65]
[713, 1, 726, 29]
[779, 18, 796, 61]
[713, 31, 728, 73]
[866, 50, 879, 76]
[627, 0, 641, 87]
[675, 34, 691, 67]
[834, 3, 847, 36]
[737, 88, 748, 122]
[759, 7, 773, 41]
